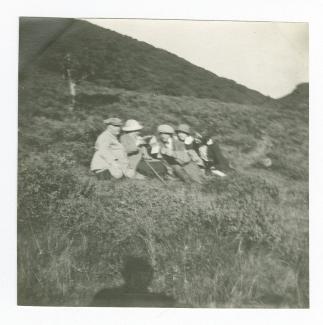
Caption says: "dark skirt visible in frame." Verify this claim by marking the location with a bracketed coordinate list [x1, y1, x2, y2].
[137, 159, 168, 178]
[92, 169, 112, 180]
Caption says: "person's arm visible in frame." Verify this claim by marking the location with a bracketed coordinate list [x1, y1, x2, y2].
[173, 151, 191, 165]
[140, 146, 152, 160]
[148, 136, 162, 159]
[187, 149, 204, 167]
[172, 141, 191, 165]
[95, 133, 118, 165]
[120, 135, 139, 155]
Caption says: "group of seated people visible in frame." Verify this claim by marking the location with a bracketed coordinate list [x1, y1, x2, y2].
[90, 117, 232, 184]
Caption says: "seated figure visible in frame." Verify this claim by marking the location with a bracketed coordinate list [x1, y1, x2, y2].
[120, 119, 168, 179]
[193, 132, 232, 176]
[175, 124, 204, 168]
[90, 117, 135, 180]
[155, 124, 204, 184]
[119, 119, 147, 180]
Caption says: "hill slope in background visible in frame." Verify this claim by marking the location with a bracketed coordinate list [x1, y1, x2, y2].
[277, 83, 309, 109]
[19, 17, 273, 105]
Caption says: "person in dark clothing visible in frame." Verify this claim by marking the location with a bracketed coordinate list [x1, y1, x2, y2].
[91, 256, 176, 308]
[193, 133, 232, 176]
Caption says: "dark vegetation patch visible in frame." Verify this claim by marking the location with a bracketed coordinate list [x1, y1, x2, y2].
[76, 93, 120, 107]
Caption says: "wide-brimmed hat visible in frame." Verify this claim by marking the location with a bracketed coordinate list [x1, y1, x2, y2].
[176, 124, 191, 134]
[103, 117, 123, 126]
[157, 124, 175, 134]
[122, 119, 143, 132]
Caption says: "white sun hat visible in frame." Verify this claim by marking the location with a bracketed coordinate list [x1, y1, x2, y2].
[122, 119, 143, 132]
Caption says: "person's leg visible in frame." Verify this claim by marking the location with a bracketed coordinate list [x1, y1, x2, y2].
[171, 165, 192, 183]
[128, 153, 142, 170]
[123, 168, 136, 178]
[108, 165, 124, 179]
[121, 154, 146, 179]
[183, 162, 205, 184]
[204, 161, 212, 176]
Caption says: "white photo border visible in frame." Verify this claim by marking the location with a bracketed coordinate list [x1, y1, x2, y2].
[1, 1, 322, 324]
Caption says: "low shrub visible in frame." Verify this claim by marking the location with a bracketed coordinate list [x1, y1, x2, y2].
[17, 159, 307, 307]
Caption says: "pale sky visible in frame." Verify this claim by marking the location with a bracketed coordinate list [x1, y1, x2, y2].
[86, 19, 308, 98]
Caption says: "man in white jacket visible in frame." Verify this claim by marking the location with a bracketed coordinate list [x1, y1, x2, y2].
[90, 118, 135, 179]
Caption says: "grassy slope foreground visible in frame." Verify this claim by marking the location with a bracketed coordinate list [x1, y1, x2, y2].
[18, 19, 308, 308]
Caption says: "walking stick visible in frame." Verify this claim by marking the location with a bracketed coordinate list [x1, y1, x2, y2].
[144, 160, 168, 187]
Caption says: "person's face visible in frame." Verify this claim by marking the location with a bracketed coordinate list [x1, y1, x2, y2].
[108, 124, 121, 136]
[126, 130, 140, 139]
[177, 132, 188, 141]
[160, 133, 171, 143]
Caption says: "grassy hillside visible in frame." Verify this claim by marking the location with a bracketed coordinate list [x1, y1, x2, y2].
[19, 18, 273, 105]
[18, 18, 308, 308]
[18, 68, 308, 307]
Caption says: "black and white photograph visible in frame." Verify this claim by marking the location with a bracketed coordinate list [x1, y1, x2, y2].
[17, 17, 309, 309]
